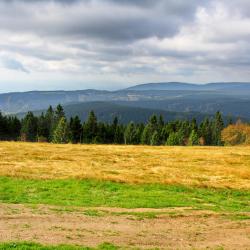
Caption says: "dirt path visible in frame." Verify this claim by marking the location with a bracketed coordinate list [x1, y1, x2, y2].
[0, 204, 249, 249]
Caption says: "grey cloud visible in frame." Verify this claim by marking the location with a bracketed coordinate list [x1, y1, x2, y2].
[0, 0, 205, 42]
[2, 58, 29, 73]
[1, 0, 250, 89]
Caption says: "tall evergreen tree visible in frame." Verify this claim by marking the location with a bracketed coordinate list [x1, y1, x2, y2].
[54, 104, 65, 128]
[188, 130, 199, 146]
[199, 118, 212, 145]
[52, 117, 69, 144]
[21, 112, 38, 142]
[212, 111, 224, 145]
[9, 116, 21, 140]
[124, 122, 138, 145]
[45, 106, 55, 141]
[141, 124, 151, 145]
[37, 113, 50, 141]
[69, 116, 82, 143]
[150, 131, 160, 146]
[82, 110, 98, 143]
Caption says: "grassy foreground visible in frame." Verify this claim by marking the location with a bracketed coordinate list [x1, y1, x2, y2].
[1, 177, 249, 212]
[0, 142, 250, 189]
[0, 142, 250, 249]
[0, 242, 118, 250]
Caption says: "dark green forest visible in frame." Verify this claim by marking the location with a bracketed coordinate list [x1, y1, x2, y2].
[0, 104, 228, 146]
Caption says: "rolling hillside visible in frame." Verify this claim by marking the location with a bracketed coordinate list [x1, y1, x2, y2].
[126, 82, 250, 91]
[17, 101, 214, 124]
[1, 82, 250, 120]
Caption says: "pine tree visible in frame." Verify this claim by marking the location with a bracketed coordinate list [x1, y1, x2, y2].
[166, 130, 185, 146]
[158, 115, 165, 129]
[69, 116, 82, 143]
[150, 131, 160, 146]
[188, 130, 199, 146]
[199, 118, 212, 145]
[141, 124, 151, 145]
[166, 132, 179, 146]
[54, 104, 65, 128]
[44, 106, 55, 141]
[9, 116, 21, 140]
[149, 114, 158, 131]
[212, 111, 224, 145]
[37, 113, 50, 141]
[124, 122, 137, 145]
[0, 112, 8, 140]
[52, 117, 69, 144]
[82, 111, 98, 143]
[21, 112, 38, 142]
[190, 118, 198, 132]
[114, 125, 124, 144]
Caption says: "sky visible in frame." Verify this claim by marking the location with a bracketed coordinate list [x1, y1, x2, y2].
[1, 0, 250, 92]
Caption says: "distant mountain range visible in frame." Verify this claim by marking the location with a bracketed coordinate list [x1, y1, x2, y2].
[1, 82, 250, 122]
[126, 82, 250, 91]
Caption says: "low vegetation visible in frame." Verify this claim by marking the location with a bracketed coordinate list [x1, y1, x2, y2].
[0, 242, 118, 250]
[1, 177, 249, 212]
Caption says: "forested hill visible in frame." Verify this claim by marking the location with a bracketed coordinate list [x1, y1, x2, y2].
[16, 101, 233, 124]
[2, 82, 250, 120]
[126, 82, 250, 91]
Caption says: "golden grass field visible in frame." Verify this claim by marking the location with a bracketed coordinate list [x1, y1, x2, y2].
[0, 142, 250, 189]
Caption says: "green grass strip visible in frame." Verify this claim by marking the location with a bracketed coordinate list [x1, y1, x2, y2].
[0, 242, 118, 250]
[0, 177, 249, 212]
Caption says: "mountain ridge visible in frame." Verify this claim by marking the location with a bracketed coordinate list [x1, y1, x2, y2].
[1, 81, 250, 120]
[125, 82, 250, 91]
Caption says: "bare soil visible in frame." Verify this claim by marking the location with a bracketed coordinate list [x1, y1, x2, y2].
[0, 204, 249, 249]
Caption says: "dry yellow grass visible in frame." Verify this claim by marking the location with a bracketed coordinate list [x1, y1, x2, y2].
[0, 142, 250, 189]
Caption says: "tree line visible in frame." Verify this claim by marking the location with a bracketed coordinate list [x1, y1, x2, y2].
[0, 104, 229, 146]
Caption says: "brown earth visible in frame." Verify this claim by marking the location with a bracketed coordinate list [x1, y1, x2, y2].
[0, 204, 249, 249]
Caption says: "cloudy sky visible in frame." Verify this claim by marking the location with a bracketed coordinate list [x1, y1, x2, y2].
[0, 0, 250, 92]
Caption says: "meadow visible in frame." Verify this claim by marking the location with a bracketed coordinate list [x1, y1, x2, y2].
[0, 142, 250, 189]
[0, 142, 250, 249]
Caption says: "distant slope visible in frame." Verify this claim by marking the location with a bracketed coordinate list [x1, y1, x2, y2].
[0, 89, 110, 114]
[115, 98, 250, 120]
[17, 102, 216, 124]
[2, 82, 250, 120]
[126, 82, 250, 91]
[126, 82, 199, 91]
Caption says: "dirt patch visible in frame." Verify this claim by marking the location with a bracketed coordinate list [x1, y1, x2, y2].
[0, 204, 249, 249]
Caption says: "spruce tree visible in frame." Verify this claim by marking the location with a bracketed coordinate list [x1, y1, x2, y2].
[150, 131, 160, 146]
[45, 106, 55, 141]
[188, 130, 199, 146]
[166, 130, 185, 146]
[82, 111, 98, 143]
[52, 117, 69, 144]
[37, 113, 50, 141]
[124, 122, 137, 145]
[141, 124, 151, 145]
[69, 116, 82, 143]
[9, 116, 21, 140]
[166, 132, 179, 146]
[54, 104, 65, 129]
[21, 112, 38, 142]
[212, 111, 224, 145]
[199, 118, 212, 145]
